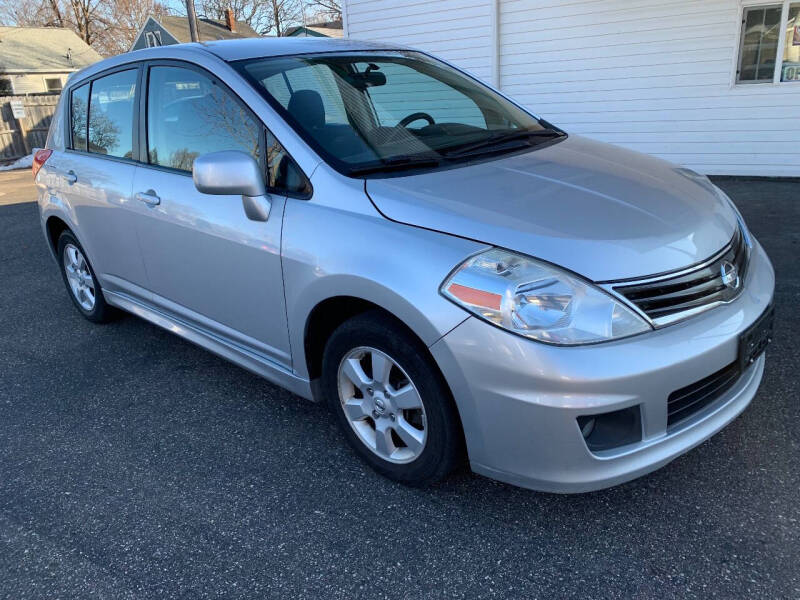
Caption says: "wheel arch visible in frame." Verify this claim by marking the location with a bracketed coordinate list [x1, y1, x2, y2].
[45, 215, 71, 256]
[303, 293, 468, 455]
[292, 272, 467, 381]
[41, 208, 98, 270]
[298, 280, 467, 404]
[304, 296, 405, 383]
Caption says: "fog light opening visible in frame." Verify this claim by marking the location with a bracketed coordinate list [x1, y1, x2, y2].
[577, 405, 642, 452]
[580, 417, 596, 439]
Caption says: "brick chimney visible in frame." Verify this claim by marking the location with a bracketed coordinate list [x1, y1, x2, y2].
[224, 8, 236, 32]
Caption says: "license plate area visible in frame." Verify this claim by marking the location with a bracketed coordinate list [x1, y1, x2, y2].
[739, 306, 774, 371]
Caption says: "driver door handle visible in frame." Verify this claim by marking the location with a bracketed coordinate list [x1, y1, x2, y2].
[135, 190, 161, 206]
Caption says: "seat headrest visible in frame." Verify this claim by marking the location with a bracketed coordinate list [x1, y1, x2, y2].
[287, 89, 325, 130]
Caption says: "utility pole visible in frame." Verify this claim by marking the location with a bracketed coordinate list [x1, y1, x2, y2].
[185, 0, 200, 42]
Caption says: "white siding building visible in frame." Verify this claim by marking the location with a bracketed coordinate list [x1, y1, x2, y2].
[343, 0, 800, 176]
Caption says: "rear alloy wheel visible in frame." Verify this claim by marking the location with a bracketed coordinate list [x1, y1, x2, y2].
[322, 310, 463, 486]
[57, 231, 119, 323]
[63, 242, 96, 311]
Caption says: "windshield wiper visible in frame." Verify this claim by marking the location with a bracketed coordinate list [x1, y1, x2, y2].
[347, 155, 443, 176]
[346, 129, 564, 176]
[441, 129, 564, 159]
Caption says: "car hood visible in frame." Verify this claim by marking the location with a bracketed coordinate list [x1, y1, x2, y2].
[365, 135, 738, 281]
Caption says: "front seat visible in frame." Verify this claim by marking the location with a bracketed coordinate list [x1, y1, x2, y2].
[287, 89, 326, 130]
[286, 88, 372, 159]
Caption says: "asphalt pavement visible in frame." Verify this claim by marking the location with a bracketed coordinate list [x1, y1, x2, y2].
[0, 171, 798, 598]
[0, 170, 37, 206]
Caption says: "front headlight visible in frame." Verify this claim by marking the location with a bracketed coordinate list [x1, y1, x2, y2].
[441, 249, 651, 345]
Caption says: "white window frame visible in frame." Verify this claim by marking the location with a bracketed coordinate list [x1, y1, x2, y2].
[145, 30, 162, 48]
[735, 0, 800, 86]
[44, 77, 63, 92]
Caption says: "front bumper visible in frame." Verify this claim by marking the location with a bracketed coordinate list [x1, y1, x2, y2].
[431, 239, 775, 493]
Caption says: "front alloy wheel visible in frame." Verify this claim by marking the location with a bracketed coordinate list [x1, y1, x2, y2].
[322, 310, 464, 486]
[338, 346, 427, 464]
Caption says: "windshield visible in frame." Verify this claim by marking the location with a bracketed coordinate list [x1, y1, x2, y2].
[234, 51, 564, 177]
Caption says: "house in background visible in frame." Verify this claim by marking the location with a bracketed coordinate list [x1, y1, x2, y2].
[130, 10, 259, 51]
[0, 27, 102, 95]
[286, 20, 343, 38]
[342, 0, 800, 177]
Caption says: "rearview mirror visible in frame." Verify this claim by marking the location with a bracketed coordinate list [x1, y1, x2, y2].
[193, 151, 271, 221]
[347, 71, 386, 89]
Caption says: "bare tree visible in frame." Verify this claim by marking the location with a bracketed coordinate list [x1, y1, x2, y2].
[63, 0, 107, 47]
[0, 0, 169, 55]
[199, 0, 261, 30]
[0, 0, 69, 30]
[102, 0, 169, 54]
[305, 0, 340, 22]
[269, 0, 303, 35]
[199, 0, 303, 35]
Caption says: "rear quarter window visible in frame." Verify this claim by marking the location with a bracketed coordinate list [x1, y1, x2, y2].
[70, 83, 89, 151]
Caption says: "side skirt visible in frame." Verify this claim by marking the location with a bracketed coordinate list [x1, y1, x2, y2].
[104, 290, 314, 401]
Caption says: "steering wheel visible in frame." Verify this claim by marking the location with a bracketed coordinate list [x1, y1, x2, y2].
[398, 112, 435, 128]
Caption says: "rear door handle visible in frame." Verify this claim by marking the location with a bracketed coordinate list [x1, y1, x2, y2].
[135, 190, 161, 206]
[51, 167, 77, 184]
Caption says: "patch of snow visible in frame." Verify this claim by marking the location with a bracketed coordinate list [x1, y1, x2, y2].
[0, 151, 36, 172]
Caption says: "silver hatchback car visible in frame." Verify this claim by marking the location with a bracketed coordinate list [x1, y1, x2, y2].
[35, 38, 774, 492]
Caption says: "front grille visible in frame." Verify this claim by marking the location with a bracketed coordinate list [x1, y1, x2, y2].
[614, 229, 748, 323]
[667, 361, 742, 428]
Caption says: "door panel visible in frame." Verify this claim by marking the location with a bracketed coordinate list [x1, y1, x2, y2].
[51, 152, 146, 298]
[129, 62, 293, 366]
[131, 168, 291, 365]
[48, 71, 148, 300]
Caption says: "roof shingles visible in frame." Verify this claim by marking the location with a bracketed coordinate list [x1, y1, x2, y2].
[0, 26, 102, 73]
[159, 16, 260, 44]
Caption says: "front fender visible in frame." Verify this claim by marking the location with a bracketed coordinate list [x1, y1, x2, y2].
[281, 194, 486, 379]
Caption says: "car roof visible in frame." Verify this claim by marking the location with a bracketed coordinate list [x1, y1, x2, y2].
[68, 38, 410, 86]
[200, 37, 408, 61]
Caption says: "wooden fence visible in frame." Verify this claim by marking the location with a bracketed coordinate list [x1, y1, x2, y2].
[0, 94, 60, 162]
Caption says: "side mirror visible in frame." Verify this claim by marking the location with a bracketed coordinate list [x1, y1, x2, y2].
[193, 151, 271, 221]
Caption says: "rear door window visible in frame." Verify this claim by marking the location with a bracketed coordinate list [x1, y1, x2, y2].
[88, 69, 137, 158]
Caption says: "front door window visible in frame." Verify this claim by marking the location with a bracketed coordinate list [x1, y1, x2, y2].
[146, 66, 260, 172]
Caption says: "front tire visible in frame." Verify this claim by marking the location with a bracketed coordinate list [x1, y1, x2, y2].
[321, 310, 463, 486]
[57, 231, 119, 323]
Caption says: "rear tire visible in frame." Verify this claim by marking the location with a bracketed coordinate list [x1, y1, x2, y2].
[321, 310, 463, 486]
[57, 231, 119, 323]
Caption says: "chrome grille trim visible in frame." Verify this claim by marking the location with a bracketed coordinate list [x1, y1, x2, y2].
[608, 228, 750, 327]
